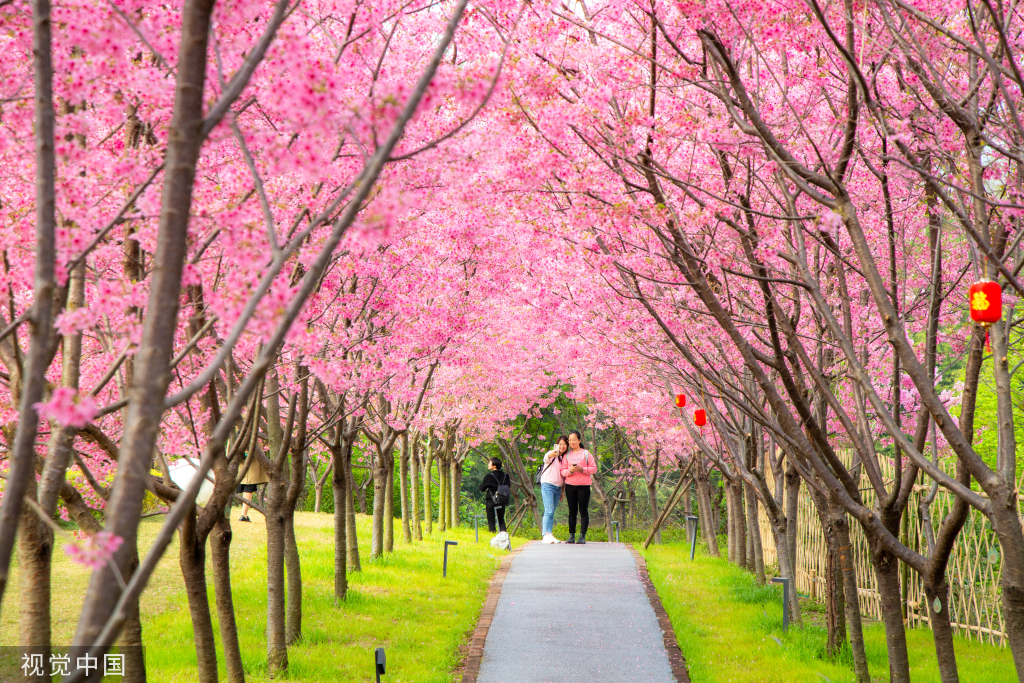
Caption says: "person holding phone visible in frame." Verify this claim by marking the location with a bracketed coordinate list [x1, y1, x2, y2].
[539, 435, 569, 544]
[559, 431, 597, 544]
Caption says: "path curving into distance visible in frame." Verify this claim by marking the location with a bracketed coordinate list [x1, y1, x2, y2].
[463, 542, 690, 683]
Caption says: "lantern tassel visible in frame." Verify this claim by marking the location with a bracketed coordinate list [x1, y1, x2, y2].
[986, 327, 991, 353]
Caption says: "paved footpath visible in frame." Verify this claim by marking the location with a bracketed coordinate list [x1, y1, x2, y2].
[474, 542, 686, 683]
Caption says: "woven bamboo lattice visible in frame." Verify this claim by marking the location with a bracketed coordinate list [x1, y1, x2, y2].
[756, 449, 1008, 645]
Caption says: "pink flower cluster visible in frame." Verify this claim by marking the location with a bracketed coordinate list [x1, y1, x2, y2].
[64, 531, 124, 570]
[34, 387, 98, 428]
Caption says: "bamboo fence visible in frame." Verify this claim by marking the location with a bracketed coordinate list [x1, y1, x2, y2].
[757, 449, 1009, 645]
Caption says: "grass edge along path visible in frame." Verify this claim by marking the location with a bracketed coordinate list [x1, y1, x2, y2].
[2, 512, 524, 682]
[146, 513, 522, 682]
[639, 543, 1016, 683]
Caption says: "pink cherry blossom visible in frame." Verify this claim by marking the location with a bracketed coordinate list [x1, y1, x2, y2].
[64, 532, 124, 570]
[34, 387, 98, 428]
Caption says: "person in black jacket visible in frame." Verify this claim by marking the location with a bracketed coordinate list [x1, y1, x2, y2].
[479, 457, 510, 533]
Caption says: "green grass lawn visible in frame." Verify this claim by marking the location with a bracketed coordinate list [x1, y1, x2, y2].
[640, 543, 1016, 683]
[2, 512, 524, 682]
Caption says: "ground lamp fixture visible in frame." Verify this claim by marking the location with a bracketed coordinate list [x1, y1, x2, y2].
[686, 515, 698, 560]
[771, 577, 791, 633]
[374, 647, 386, 683]
[969, 280, 1002, 349]
[443, 540, 458, 577]
[612, 520, 620, 543]
[474, 515, 480, 543]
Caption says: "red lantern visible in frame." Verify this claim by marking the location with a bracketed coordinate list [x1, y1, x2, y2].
[695, 409, 706, 427]
[675, 393, 686, 407]
[969, 281, 1002, 326]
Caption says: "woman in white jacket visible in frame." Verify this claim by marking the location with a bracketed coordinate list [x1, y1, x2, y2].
[539, 436, 569, 543]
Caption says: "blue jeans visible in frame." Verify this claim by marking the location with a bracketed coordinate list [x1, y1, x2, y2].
[541, 483, 562, 535]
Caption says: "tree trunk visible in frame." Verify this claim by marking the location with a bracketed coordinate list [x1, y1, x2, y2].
[118, 551, 147, 683]
[384, 455, 395, 553]
[746, 516, 754, 573]
[984, 314, 1024, 676]
[314, 481, 323, 513]
[619, 488, 629, 530]
[442, 456, 450, 532]
[746, 480, 764, 583]
[345, 455, 361, 572]
[18, 484, 51, 683]
[785, 462, 800, 573]
[211, 517, 245, 683]
[924, 579, 959, 683]
[265, 480, 288, 676]
[734, 479, 747, 569]
[400, 434, 412, 543]
[179, 513, 219, 683]
[332, 445, 348, 602]
[452, 459, 462, 527]
[61, 471, 149, 683]
[22, 267, 87, 679]
[824, 538, 845, 657]
[804, 483, 847, 658]
[726, 483, 736, 563]
[445, 457, 453, 529]
[447, 458, 454, 528]
[438, 453, 447, 532]
[834, 512, 870, 683]
[769, 521, 803, 626]
[694, 460, 719, 555]
[445, 455, 453, 530]
[284, 513, 302, 645]
[989, 500, 1024, 678]
[411, 438, 422, 541]
[919, 482, 971, 681]
[0, 0, 60, 626]
[423, 448, 433, 535]
[755, 476, 803, 627]
[371, 458, 387, 558]
[914, 324, 980, 683]
[72, 0, 220, 648]
[356, 477, 368, 515]
[716, 483, 724, 536]
[647, 477, 661, 545]
[873, 544, 910, 683]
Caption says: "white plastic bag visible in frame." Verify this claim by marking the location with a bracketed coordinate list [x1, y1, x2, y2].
[490, 531, 511, 550]
[168, 457, 215, 506]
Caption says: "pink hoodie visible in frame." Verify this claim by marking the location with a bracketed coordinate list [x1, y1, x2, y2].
[560, 449, 597, 486]
[540, 450, 565, 486]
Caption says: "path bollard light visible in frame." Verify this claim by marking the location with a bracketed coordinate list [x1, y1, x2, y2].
[771, 577, 791, 633]
[686, 515, 699, 560]
[474, 515, 480, 543]
[443, 540, 458, 577]
[612, 521, 620, 543]
[374, 647, 386, 683]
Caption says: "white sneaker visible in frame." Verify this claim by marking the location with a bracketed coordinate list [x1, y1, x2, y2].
[542, 533, 556, 544]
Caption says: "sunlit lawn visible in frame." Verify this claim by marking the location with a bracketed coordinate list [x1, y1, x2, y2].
[641, 543, 1016, 683]
[2, 512, 521, 682]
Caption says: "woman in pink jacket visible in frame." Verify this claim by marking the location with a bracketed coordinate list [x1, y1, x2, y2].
[559, 430, 598, 544]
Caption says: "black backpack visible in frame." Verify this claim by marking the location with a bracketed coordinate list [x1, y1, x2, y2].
[535, 452, 561, 485]
[491, 472, 511, 508]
